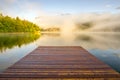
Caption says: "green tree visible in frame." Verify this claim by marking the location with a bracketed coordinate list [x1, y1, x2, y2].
[0, 13, 40, 32]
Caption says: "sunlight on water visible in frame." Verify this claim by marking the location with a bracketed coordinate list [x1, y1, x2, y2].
[37, 32, 120, 73]
[0, 32, 120, 73]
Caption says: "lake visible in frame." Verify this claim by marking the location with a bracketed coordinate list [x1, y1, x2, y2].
[0, 32, 120, 73]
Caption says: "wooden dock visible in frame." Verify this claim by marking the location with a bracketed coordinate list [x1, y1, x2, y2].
[0, 46, 120, 80]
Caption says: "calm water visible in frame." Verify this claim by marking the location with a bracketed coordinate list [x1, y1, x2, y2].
[0, 32, 120, 73]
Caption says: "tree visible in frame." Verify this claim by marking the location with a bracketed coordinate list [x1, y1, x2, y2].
[0, 13, 40, 32]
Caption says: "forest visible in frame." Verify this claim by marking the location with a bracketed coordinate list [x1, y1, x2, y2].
[0, 13, 40, 32]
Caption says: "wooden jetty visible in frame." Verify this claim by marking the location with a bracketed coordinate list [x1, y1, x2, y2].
[0, 46, 120, 80]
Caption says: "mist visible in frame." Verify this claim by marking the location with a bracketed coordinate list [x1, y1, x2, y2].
[35, 13, 120, 32]
[1, 0, 120, 32]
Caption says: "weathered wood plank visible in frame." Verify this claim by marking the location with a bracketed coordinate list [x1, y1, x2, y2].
[0, 46, 120, 79]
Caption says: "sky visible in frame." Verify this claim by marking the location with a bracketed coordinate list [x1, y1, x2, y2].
[0, 0, 120, 22]
[39, 0, 120, 13]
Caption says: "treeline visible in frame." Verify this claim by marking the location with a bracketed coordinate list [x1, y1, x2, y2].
[0, 13, 40, 32]
[41, 27, 60, 32]
[76, 22, 93, 30]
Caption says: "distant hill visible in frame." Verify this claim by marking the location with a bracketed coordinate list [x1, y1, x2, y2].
[75, 22, 93, 31]
[75, 14, 120, 32]
[41, 27, 60, 32]
[35, 13, 120, 32]
[75, 19, 120, 32]
[75, 21, 120, 32]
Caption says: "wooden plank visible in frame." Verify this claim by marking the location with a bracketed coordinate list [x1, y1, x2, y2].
[0, 78, 119, 80]
[0, 46, 120, 79]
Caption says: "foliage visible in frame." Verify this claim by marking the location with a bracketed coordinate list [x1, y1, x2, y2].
[0, 13, 40, 32]
[76, 22, 93, 30]
[0, 33, 40, 52]
[41, 27, 60, 32]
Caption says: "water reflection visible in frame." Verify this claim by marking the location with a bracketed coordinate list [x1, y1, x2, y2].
[38, 33, 120, 49]
[41, 33, 60, 37]
[75, 34, 94, 43]
[75, 33, 120, 49]
[0, 32, 120, 73]
[0, 33, 40, 52]
[90, 49, 120, 73]
[0, 33, 40, 72]
[37, 32, 120, 72]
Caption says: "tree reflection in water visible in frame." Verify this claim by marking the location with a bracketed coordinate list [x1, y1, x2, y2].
[0, 33, 40, 52]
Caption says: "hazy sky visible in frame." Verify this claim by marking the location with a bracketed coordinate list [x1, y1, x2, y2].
[0, 0, 120, 21]
[39, 0, 120, 13]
